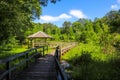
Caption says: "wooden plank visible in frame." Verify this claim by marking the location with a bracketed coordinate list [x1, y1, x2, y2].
[15, 54, 57, 80]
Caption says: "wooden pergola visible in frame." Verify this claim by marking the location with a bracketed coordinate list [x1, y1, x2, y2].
[28, 31, 52, 48]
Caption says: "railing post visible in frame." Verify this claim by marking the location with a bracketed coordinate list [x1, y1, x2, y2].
[6, 61, 10, 80]
[56, 46, 61, 62]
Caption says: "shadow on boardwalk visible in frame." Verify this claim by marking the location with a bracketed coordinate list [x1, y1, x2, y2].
[15, 54, 57, 80]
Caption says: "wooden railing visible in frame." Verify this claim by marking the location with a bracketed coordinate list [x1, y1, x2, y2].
[0, 45, 48, 80]
[61, 43, 76, 55]
[54, 46, 68, 80]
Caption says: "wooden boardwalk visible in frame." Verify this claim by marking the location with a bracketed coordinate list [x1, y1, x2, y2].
[14, 44, 76, 80]
[15, 53, 57, 80]
[0, 44, 76, 80]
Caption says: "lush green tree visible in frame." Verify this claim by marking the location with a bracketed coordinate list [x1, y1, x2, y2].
[84, 20, 94, 32]
[32, 23, 43, 33]
[0, 0, 61, 47]
[93, 18, 103, 34]
[103, 10, 120, 33]
[0, 0, 42, 45]
[51, 26, 60, 35]
[72, 22, 83, 33]
[62, 21, 72, 41]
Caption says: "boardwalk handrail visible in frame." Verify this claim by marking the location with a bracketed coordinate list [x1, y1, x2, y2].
[61, 43, 76, 55]
[54, 46, 68, 80]
[0, 45, 48, 80]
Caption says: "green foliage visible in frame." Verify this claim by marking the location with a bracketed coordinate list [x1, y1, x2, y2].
[103, 10, 120, 33]
[0, 0, 61, 46]
[0, 36, 19, 51]
[62, 43, 120, 80]
[62, 21, 72, 41]
[93, 18, 104, 34]
[0, 0, 42, 44]
[100, 33, 116, 54]
[113, 33, 120, 51]
[72, 21, 83, 33]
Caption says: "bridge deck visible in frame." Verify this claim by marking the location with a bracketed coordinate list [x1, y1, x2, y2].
[14, 44, 76, 80]
[15, 53, 57, 80]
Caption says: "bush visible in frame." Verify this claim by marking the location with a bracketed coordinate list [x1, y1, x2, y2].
[72, 52, 92, 65]
[0, 36, 19, 51]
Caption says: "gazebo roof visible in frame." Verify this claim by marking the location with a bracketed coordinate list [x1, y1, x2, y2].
[28, 31, 52, 39]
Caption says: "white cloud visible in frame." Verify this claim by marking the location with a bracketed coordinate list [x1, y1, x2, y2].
[39, 10, 87, 23]
[111, 4, 118, 9]
[40, 15, 58, 22]
[40, 13, 71, 22]
[70, 10, 87, 18]
[59, 13, 71, 19]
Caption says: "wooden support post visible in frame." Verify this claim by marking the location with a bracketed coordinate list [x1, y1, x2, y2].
[32, 39, 34, 48]
[6, 61, 10, 80]
[56, 46, 61, 62]
[59, 46, 61, 62]
[47, 45, 48, 52]
[56, 47, 58, 59]
[43, 46, 45, 56]
[30, 39, 32, 48]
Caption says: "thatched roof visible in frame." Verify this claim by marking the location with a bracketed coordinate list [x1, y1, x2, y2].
[28, 31, 52, 39]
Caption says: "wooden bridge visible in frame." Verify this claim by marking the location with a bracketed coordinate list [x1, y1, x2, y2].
[0, 44, 76, 80]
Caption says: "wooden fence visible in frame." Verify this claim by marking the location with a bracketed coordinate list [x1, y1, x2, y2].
[54, 43, 77, 80]
[54, 46, 68, 80]
[61, 43, 76, 55]
[0, 46, 48, 80]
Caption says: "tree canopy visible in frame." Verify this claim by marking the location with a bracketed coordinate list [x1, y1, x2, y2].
[0, 0, 60, 45]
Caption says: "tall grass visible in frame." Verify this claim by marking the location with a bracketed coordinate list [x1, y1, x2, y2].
[62, 43, 120, 80]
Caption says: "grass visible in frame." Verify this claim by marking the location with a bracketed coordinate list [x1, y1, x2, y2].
[62, 43, 120, 80]
[0, 44, 56, 59]
[0, 47, 28, 72]
[0, 47, 28, 59]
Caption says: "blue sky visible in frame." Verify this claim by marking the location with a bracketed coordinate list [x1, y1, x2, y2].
[34, 0, 120, 27]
